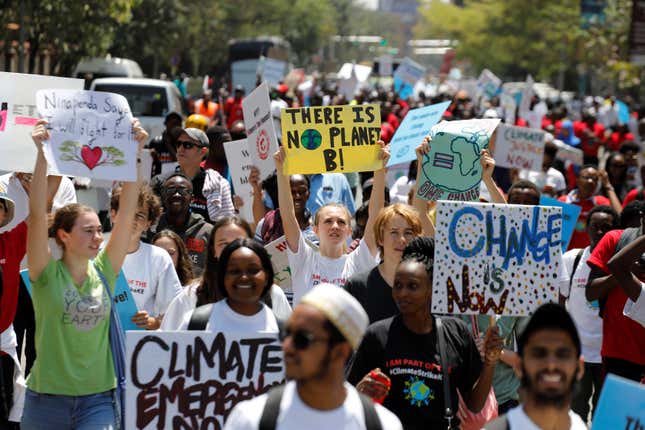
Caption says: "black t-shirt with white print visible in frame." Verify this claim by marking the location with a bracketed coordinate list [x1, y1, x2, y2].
[347, 314, 483, 430]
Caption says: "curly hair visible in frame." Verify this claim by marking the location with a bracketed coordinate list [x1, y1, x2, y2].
[400, 236, 435, 277]
[152, 229, 194, 285]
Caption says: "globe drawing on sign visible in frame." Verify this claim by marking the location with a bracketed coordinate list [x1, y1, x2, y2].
[404, 376, 434, 407]
[421, 126, 491, 194]
[301, 129, 323, 150]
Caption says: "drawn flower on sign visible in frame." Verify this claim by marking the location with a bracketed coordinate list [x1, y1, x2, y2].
[58, 140, 126, 170]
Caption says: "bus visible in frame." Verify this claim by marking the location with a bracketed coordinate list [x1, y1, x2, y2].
[228, 37, 290, 93]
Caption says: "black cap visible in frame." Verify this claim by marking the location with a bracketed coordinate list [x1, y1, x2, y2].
[518, 303, 581, 358]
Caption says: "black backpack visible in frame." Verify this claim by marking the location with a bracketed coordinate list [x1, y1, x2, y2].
[258, 384, 383, 430]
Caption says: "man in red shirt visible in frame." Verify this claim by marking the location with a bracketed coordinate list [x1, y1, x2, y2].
[558, 165, 616, 250]
[573, 111, 605, 164]
[224, 85, 245, 130]
[585, 226, 645, 382]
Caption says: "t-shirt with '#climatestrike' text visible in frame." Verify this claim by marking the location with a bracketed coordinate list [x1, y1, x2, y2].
[27, 250, 117, 396]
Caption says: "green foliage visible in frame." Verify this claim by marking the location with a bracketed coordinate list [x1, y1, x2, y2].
[103, 146, 124, 157]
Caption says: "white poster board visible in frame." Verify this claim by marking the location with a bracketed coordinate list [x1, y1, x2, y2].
[0, 72, 84, 173]
[518, 74, 535, 118]
[393, 57, 426, 87]
[265, 236, 293, 299]
[242, 82, 278, 180]
[476, 69, 502, 99]
[126, 330, 285, 429]
[36, 90, 137, 181]
[261, 58, 287, 88]
[432, 201, 561, 316]
[223, 139, 254, 223]
[493, 123, 545, 171]
[379, 54, 393, 76]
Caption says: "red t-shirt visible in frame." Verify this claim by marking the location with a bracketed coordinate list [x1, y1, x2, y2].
[587, 229, 645, 365]
[380, 122, 394, 144]
[622, 188, 644, 208]
[0, 222, 27, 334]
[224, 97, 244, 129]
[608, 131, 634, 151]
[558, 194, 610, 250]
[574, 121, 606, 158]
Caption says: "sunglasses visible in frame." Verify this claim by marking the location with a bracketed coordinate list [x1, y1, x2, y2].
[280, 328, 329, 350]
[176, 140, 201, 150]
[163, 186, 191, 197]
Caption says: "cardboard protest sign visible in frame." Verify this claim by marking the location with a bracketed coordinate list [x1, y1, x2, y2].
[265, 236, 293, 301]
[281, 104, 382, 174]
[592, 374, 645, 430]
[260, 58, 287, 88]
[433, 201, 562, 316]
[242, 82, 278, 180]
[416, 119, 500, 201]
[539, 196, 581, 252]
[476, 69, 502, 99]
[126, 330, 285, 429]
[493, 123, 545, 171]
[387, 101, 451, 167]
[0, 72, 84, 173]
[36, 89, 137, 181]
[555, 141, 584, 166]
[223, 139, 254, 223]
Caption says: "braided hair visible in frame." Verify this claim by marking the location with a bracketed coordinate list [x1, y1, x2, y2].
[400, 236, 435, 278]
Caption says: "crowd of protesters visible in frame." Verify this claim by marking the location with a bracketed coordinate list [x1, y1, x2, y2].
[0, 72, 644, 430]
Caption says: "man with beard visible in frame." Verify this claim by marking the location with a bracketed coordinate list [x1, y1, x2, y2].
[224, 285, 402, 429]
[485, 304, 588, 430]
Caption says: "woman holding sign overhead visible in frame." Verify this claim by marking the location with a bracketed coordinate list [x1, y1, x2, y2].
[22, 119, 146, 429]
[274, 141, 389, 305]
[348, 237, 504, 430]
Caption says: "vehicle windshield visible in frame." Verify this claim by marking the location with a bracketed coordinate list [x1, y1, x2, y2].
[92, 84, 168, 117]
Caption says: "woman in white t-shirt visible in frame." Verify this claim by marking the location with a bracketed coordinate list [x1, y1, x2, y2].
[161, 216, 291, 329]
[274, 143, 389, 305]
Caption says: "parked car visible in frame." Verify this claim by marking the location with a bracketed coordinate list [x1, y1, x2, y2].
[73, 56, 143, 89]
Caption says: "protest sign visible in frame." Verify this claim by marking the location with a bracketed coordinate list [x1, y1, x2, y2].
[114, 271, 143, 332]
[416, 119, 500, 201]
[493, 123, 545, 171]
[518, 75, 534, 118]
[223, 139, 254, 223]
[476, 69, 502, 99]
[387, 101, 451, 167]
[432, 201, 562, 316]
[260, 58, 287, 88]
[36, 89, 137, 181]
[242, 82, 278, 180]
[0, 72, 84, 173]
[126, 330, 285, 429]
[592, 374, 645, 430]
[394, 57, 425, 99]
[265, 236, 293, 300]
[379, 54, 393, 76]
[281, 104, 382, 174]
[500, 93, 516, 125]
[554, 141, 584, 166]
[540, 196, 581, 252]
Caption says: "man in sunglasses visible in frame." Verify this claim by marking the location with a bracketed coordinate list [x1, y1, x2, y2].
[151, 127, 234, 223]
[225, 284, 402, 430]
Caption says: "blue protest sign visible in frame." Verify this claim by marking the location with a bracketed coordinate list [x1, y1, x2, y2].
[616, 100, 630, 125]
[394, 76, 414, 100]
[387, 101, 451, 167]
[539, 196, 581, 252]
[416, 119, 500, 201]
[114, 271, 143, 332]
[592, 374, 645, 430]
[20, 268, 142, 332]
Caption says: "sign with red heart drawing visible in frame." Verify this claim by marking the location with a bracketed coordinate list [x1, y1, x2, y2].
[36, 89, 137, 181]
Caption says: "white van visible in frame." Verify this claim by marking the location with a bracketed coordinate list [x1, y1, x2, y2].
[73, 57, 143, 89]
[90, 78, 184, 142]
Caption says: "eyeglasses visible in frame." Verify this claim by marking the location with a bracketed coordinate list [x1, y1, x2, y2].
[280, 328, 329, 350]
[176, 140, 200, 150]
[163, 186, 191, 197]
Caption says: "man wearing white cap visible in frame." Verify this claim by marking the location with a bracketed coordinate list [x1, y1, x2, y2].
[225, 284, 402, 430]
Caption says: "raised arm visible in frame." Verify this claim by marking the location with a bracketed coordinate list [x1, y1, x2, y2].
[27, 120, 52, 281]
[274, 147, 301, 252]
[412, 137, 435, 237]
[607, 232, 645, 301]
[599, 169, 623, 215]
[362, 141, 389, 256]
[249, 166, 267, 225]
[481, 149, 507, 204]
[104, 119, 147, 273]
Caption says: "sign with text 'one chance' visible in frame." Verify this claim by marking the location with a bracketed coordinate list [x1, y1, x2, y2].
[433, 201, 562, 316]
[280, 104, 382, 174]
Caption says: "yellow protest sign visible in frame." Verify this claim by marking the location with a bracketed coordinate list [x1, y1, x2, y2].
[280, 104, 382, 174]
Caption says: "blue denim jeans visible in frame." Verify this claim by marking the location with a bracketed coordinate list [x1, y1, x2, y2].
[21, 388, 117, 430]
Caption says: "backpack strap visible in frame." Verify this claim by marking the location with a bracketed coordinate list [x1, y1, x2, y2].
[484, 414, 510, 430]
[567, 248, 585, 298]
[258, 384, 286, 430]
[187, 303, 214, 330]
[435, 317, 455, 429]
[359, 392, 383, 430]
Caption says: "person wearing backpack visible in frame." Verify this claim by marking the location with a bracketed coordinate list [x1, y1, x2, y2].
[224, 285, 402, 430]
[560, 205, 618, 423]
